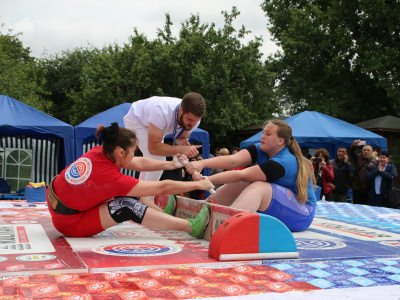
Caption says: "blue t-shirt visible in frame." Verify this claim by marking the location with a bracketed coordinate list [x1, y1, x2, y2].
[250, 143, 316, 205]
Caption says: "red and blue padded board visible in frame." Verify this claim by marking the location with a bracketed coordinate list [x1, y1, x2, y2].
[209, 211, 297, 260]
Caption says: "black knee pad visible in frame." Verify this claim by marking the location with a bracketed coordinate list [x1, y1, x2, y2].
[108, 197, 148, 224]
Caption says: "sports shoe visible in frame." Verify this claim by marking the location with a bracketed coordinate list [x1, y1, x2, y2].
[163, 195, 177, 216]
[188, 204, 210, 238]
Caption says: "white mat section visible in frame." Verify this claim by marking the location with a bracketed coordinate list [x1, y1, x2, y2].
[201, 285, 400, 300]
[0, 224, 55, 254]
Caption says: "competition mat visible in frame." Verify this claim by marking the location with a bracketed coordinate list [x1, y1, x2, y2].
[294, 202, 400, 260]
[0, 200, 399, 299]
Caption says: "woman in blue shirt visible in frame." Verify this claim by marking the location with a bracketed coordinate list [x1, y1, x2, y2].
[185, 119, 317, 232]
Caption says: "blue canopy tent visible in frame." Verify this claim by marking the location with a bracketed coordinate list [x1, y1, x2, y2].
[0, 95, 74, 188]
[240, 111, 387, 158]
[74, 103, 211, 176]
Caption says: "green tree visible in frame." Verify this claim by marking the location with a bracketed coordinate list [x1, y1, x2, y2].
[40, 8, 278, 148]
[42, 30, 164, 125]
[153, 8, 279, 147]
[38, 46, 101, 124]
[262, 0, 400, 123]
[0, 26, 49, 111]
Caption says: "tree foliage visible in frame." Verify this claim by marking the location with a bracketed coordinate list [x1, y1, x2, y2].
[38, 47, 101, 124]
[0, 26, 49, 111]
[262, 0, 400, 123]
[40, 8, 278, 148]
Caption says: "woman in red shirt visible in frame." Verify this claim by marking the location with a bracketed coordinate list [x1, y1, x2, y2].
[311, 148, 334, 200]
[47, 123, 214, 238]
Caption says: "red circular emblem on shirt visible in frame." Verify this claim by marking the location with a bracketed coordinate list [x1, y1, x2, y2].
[65, 157, 92, 185]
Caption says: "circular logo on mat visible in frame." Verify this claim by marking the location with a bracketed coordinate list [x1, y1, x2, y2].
[296, 239, 346, 250]
[93, 243, 182, 256]
[65, 157, 92, 185]
[16, 254, 55, 261]
[32, 285, 58, 295]
[119, 291, 146, 299]
[173, 288, 197, 298]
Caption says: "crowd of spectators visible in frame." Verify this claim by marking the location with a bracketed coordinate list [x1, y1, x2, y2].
[304, 140, 397, 207]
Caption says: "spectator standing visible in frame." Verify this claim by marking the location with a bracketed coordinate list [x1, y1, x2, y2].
[301, 147, 312, 159]
[214, 148, 222, 157]
[328, 146, 354, 202]
[349, 140, 377, 205]
[372, 150, 379, 163]
[219, 148, 229, 156]
[230, 147, 240, 155]
[366, 151, 397, 207]
[311, 148, 334, 200]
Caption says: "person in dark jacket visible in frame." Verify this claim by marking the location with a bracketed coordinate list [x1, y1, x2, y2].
[328, 146, 354, 202]
[366, 151, 397, 207]
[349, 140, 377, 205]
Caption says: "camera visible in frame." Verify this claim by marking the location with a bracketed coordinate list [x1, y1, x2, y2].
[314, 158, 323, 163]
[358, 141, 366, 146]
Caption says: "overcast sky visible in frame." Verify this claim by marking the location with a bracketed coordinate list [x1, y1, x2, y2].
[1, 0, 279, 59]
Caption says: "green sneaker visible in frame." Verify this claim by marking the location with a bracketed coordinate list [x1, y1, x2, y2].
[188, 204, 210, 238]
[163, 195, 177, 216]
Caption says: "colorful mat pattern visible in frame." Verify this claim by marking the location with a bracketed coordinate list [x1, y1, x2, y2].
[1, 258, 400, 298]
[0, 264, 321, 299]
[0, 201, 399, 299]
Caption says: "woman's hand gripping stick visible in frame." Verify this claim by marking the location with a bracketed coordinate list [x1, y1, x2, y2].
[178, 157, 216, 196]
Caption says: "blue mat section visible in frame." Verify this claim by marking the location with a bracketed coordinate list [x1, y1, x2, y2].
[266, 258, 400, 289]
[292, 202, 400, 261]
[262, 202, 400, 290]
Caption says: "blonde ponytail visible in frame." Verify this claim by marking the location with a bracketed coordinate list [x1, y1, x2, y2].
[268, 120, 316, 204]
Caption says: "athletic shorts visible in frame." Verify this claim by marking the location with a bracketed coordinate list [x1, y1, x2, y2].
[47, 198, 103, 237]
[257, 183, 316, 232]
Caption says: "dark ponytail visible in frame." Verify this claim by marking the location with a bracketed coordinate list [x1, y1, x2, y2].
[96, 123, 137, 162]
[100, 122, 119, 144]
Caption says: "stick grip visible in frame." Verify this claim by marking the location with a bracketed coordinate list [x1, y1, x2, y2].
[179, 157, 216, 195]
